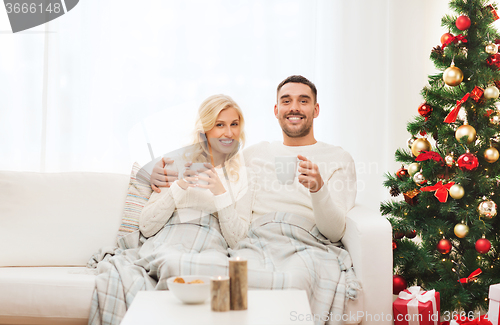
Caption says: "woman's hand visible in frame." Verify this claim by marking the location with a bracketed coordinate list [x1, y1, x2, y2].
[195, 163, 226, 196]
[177, 162, 199, 190]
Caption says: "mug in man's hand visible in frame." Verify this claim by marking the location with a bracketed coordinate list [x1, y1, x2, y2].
[275, 156, 298, 185]
[180, 163, 210, 188]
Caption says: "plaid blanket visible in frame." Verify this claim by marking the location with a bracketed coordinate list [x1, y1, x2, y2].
[87, 212, 360, 325]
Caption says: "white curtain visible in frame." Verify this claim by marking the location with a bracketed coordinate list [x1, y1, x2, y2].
[2, 0, 482, 211]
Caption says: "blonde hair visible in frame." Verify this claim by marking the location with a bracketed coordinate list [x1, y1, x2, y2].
[182, 94, 245, 180]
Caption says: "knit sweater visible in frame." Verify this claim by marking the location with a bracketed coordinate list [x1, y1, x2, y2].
[139, 155, 252, 248]
[217, 141, 357, 243]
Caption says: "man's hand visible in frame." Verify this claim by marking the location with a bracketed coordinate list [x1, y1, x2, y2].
[297, 155, 324, 193]
[150, 157, 178, 193]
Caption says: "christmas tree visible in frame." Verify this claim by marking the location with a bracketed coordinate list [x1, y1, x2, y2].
[381, 0, 500, 314]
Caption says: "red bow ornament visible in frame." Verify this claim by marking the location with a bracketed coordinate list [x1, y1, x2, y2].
[416, 151, 444, 165]
[444, 93, 470, 123]
[458, 268, 482, 284]
[421, 181, 455, 203]
[453, 314, 492, 325]
[442, 34, 468, 49]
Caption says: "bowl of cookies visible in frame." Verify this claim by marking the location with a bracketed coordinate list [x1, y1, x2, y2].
[166, 275, 211, 304]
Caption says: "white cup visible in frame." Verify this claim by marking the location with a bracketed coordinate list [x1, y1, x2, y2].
[180, 162, 210, 187]
[275, 156, 298, 185]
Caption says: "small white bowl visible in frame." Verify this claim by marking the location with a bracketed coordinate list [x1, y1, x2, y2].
[166, 275, 212, 304]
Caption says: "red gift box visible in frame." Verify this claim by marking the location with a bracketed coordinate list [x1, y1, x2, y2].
[489, 284, 500, 325]
[393, 286, 440, 325]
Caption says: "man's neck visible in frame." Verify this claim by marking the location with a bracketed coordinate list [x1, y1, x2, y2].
[282, 134, 317, 147]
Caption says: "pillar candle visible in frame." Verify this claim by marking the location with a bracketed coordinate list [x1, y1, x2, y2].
[210, 276, 230, 312]
[229, 257, 247, 310]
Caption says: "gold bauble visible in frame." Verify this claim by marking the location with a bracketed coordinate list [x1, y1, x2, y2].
[454, 223, 469, 238]
[484, 147, 500, 163]
[411, 138, 431, 156]
[484, 85, 500, 99]
[486, 42, 499, 55]
[408, 163, 421, 177]
[443, 64, 464, 87]
[478, 200, 497, 218]
[449, 184, 465, 199]
[455, 124, 476, 144]
[445, 155, 455, 167]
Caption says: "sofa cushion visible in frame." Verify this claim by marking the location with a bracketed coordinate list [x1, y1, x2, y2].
[0, 171, 129, 267]
[0, 267, 95, 324]
[117, 162, 153, 238]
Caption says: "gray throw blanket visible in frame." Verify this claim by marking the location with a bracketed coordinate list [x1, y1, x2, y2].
[87, 212, 360, 325]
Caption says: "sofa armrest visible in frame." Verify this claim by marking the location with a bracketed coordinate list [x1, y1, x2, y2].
[341, 205, 393, 325]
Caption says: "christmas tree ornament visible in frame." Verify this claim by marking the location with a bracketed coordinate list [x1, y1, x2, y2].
[390, 186, 401, 197]
[437, 239, 452, 254]
[470, 86, 484, 102]
[393, 275, 407, 295]
[441, 32, 454, 45]
[455, 124, 476, 144]
[449, 184, 465, 199]
[393, 231, 405, 239]
[403, 189, 420, 206]
[407, 137, 416, 149]
[478, 199, 497, 218]
[421, 181, 455, 202]
[396, 167, 409, 179]
[457, 152, 479, 171]
[475, 238, 491, 254]
[415, 151, 444, 165]
[411, 138, 431, 156]
[454, 223, 469, 238]
[408, 163, 421, 177]
[413, 172, 427, 185]
[405, 230, 417, 239]
[445, 154, 455, 167]
[443, 63, 464, 86]
[418, 103, 433, 117]
[484, 147, 499, 163]
[486, 42, 499, 55]
[459, 268, 483, 283]
[486, 5, 500, 21]
[484, 85, 500, 99]
[444, 93, 470, 123]
[432, 45, 444, 56]
[392, 240, 398, 250]
[456, 15, 471, 30]
[490, 113, 500, 125]
[487, 53, 500, 69]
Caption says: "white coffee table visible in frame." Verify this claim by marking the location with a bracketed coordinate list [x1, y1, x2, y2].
[121, 289, 315, 325]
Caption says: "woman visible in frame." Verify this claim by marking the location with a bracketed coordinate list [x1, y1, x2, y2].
[88, 95, 253, 325]
[139, 94, 253, 248]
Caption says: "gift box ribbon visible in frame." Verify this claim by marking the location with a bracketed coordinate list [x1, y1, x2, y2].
[399, 286, 439, 325]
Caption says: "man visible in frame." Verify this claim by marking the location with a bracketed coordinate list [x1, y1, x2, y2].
[151, 75, 356, 243]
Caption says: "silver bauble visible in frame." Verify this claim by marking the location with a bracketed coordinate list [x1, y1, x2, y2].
[413, 172, 426, 186]
[486, 42, 499, 55]
[445, 155, 455, 167]
[478, 200, 497, 218]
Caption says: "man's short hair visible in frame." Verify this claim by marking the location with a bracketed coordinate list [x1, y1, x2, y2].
[277, 75, 317, 103]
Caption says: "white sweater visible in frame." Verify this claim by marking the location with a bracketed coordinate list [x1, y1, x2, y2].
[217, 141, 357, 243]
[139, 156, 252, 248]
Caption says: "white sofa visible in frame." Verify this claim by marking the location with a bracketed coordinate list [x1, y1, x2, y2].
[0, 170, 393, 325]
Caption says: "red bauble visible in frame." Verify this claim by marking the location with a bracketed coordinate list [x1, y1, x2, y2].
[457, 153, 479, 171]
[392, 240, 398, 250]
[475, 238, 491, 254]
[456, 15, 471, 30]
[441, 33, 454, 45]
[394, 231, 405, 239]
[393, 275, 407, 295]
[487, 54, 500, 69]
[418, 103, 433, 117]
[405, 230, 417, 239]
[396, 168, 409, 179]
[437, 239, 452, 254]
